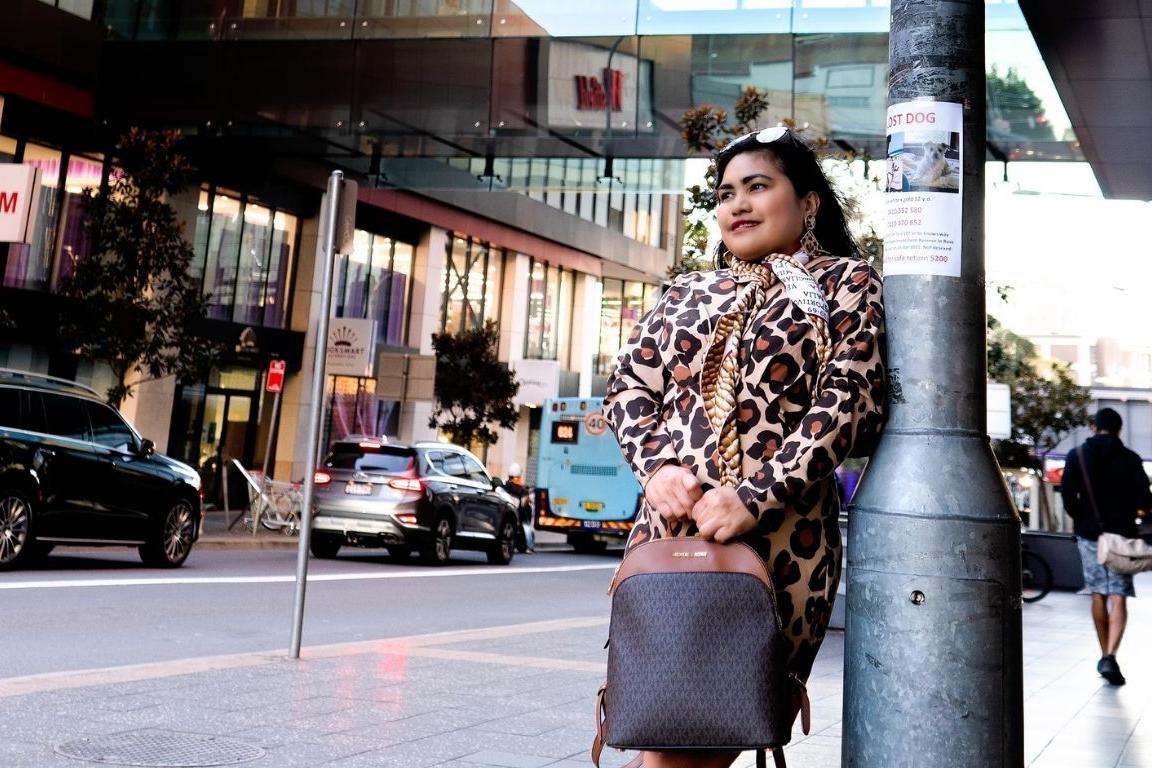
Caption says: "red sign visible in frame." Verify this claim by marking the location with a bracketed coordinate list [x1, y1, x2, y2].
[575, 68, 624, 112]
[266, 359, 286, 393]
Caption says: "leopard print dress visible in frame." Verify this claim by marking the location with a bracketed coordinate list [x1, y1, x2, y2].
[604, 254, 886, 679]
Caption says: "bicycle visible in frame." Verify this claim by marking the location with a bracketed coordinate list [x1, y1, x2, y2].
[1021, 542, 1053, 603]
[248, 476, 302, 535]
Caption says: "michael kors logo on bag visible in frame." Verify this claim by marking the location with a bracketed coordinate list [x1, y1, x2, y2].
[672, 552, 708, 558]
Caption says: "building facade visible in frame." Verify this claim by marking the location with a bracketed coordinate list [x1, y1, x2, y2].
[2, 0, 1080, 498]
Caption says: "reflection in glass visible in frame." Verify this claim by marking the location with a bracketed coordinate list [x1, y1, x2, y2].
[196, 191, 296, 328]
[3, 145, 62, 291]
[442, 234, 502, 333]
[52, 154, 104, 290]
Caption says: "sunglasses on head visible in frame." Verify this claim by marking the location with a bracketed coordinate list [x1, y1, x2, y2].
[720, 125, 791, 153]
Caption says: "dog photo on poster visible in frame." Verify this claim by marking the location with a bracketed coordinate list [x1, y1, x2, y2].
[884, 100, 963, 277]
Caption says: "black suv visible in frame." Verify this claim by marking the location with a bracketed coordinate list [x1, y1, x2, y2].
[311, 437, 519, 565]
[0, 369, 201, 569]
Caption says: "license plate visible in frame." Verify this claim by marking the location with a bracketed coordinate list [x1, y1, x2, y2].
[581, 501, 604, 511]
[345, 481, 372, 496]
[583, 520, 601, 529]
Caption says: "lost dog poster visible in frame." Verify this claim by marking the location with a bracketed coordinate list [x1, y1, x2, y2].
[884, 100, 962, 277]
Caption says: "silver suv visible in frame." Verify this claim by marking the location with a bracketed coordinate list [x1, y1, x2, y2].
[310, 437, 519, 566]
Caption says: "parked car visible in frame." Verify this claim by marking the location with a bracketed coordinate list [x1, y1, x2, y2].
[0, 369, 202, 569]
[310, 437, 519, 565]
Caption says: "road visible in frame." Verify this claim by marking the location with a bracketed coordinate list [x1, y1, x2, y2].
[0, 546, 621, 679]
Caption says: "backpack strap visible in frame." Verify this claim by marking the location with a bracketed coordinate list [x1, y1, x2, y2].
[1076, 442, 1103, 530]
[592, 682, 607, 767]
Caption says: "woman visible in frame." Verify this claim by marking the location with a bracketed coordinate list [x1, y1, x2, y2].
[604, 126, 886, 768]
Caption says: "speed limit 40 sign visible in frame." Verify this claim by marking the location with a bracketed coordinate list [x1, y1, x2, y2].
[584, 410, 608, 436]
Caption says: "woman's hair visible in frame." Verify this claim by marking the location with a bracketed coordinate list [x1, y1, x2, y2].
[712, 127, 858, 267]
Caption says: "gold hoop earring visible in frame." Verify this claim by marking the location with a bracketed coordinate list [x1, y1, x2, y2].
[800, 212, 822, 256]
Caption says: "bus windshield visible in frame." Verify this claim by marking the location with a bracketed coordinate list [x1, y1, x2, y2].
[534, 397, 642, 552]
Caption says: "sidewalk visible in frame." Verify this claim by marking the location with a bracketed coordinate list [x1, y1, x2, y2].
[2, 571, 1149, 766]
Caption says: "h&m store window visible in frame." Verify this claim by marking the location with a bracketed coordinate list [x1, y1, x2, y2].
[441, 234, 504, 333]
[2, 138, 105, 293]
[524, 258, 573, 364]
[596, 278, 659, 375]
[192, 188, 298, 328]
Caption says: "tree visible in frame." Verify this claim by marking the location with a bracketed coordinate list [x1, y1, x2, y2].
[1011, 361, 1091, 459]
[986, 314, 1091, 530]
[429, 320, 520, 448]
[60, 128, 218, 406]
[987, 65, 1056, 142]
[986, 313, 1036, 386]
[671, 87, 882, 279]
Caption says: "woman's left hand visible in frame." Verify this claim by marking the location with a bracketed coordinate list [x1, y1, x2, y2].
[691, 488, 756, 543]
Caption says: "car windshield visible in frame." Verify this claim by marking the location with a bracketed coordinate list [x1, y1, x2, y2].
[325, 446, 416, 474]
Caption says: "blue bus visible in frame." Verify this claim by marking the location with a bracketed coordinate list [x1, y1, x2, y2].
[533, 397, 642, 553]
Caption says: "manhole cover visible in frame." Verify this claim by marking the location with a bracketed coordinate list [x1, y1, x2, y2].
[56, 730, 264, 767]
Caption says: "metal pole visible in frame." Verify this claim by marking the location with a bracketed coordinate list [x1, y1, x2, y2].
[843, 2, 1022, 766]
[261, 389, 282, 481]
[289, 170, 344, 659]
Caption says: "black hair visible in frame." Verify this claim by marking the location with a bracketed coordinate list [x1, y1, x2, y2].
[712, 129, 858, 267]
[1094, 407, 1122, 433]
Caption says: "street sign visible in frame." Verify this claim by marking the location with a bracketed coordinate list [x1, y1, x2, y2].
[266, 359, 286, 393]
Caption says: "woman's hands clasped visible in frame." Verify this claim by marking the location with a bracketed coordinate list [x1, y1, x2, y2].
[644, 465, 757, 543]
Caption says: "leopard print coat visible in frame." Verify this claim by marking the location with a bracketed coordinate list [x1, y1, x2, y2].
[604, 254, 886, 679]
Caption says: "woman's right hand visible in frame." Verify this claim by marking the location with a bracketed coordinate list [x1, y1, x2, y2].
[644, 464, 703, 522]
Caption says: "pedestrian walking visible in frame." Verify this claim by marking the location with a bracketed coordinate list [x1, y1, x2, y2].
[603, 126, 887, 768]
[1061, 407, 1152, 686]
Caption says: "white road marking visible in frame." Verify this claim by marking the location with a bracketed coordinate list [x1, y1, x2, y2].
[0, 563, 617, 590]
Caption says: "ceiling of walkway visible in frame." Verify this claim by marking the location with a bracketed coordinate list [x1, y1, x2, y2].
[1020, 0, 1152, 200]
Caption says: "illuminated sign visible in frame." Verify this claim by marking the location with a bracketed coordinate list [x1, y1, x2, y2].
[551, 421, 580, 444]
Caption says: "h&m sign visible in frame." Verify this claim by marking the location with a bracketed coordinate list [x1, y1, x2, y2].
[575, 69, 624, 112]
[0, 165, 42, 243]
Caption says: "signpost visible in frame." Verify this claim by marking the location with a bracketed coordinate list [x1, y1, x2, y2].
[290, 171, 354, 659]
[260, 359, 286, 483]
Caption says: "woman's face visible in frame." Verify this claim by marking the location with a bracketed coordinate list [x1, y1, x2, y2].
[716, 150, 817, 263]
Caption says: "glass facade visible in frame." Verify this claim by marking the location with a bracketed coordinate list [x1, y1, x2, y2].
[38, 0, 95, 19]
[333, 229, 414, 346]
[524, 258, 573, 362]
[440, 234, 504, 333]
[2, 141, 104, 293]
[595, 278, 659, 375]
[323, 375, 401, 448]
[193, 189, 298, 328]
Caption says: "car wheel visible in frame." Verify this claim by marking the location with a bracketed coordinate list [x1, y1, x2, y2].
[386, 546, 411, 562]
[310, 533, 342, 559]
[487, 516, 516, 565]
[0, 489, 34, 571]
[139, 498, 196, 568]
[421, 516, 452, 566]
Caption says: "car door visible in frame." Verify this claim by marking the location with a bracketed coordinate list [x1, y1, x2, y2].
[27, 392, 104, 540]
[81, 400, 168, 541]
[439, 450, 488, 536]
[457, 452, 505, 536]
